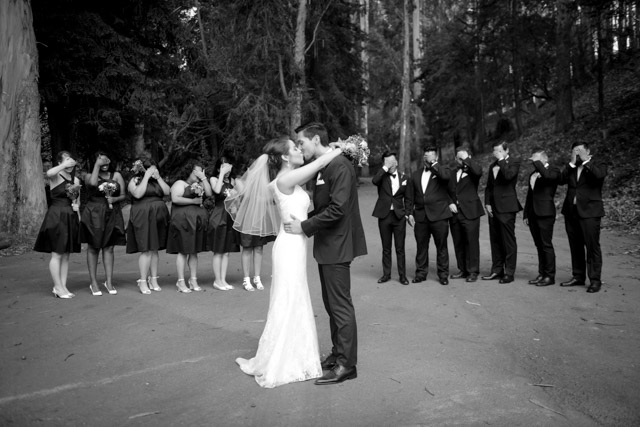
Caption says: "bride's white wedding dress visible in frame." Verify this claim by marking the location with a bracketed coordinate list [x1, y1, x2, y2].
[235, 181, 322, 388]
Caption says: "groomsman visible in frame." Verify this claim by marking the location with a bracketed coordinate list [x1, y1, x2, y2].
[523, 148, 560, 287]
[406, 146, 452, 285]
[559, 142, 608, 293]
[448, 147, 484, 283]
[372, 151, 409, 285]
[482, 141, 522, 284]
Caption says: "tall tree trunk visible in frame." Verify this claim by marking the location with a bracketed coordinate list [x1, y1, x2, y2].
[510, 0, 523, 137]
[472, 0, 485, 154]
[291, 0, 307, 131]
[595, 8, 605, 121]
[399, 0, 412, 171]
[359, 0, 370, 137]
[0, 0, 46, 239]
[555, 0, 575, 132]
[412, 0, 424, 158]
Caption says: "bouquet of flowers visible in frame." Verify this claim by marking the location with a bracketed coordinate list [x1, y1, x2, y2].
[98, 181, 118, 209]
[131, 160, 146, 185]
[190, 182, 204, 197]
[223, 187, 237, 199]
[337, 135, 370, 167]
[65, 183, 81, 201]
[190, 182, 204, 207]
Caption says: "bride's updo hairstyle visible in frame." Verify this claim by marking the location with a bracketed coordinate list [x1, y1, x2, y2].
[264, 136, 291, 181]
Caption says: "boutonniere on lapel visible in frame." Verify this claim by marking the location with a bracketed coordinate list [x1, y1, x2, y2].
[316, 171, 325, 185]
[400, 172, 407, 186]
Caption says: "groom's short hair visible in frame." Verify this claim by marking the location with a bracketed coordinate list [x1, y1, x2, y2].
[295, 122, 329, 147]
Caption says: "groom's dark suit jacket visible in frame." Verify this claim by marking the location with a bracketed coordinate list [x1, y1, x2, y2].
[301, 155, 367, 264]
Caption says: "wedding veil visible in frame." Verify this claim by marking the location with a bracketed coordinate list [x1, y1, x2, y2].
[224, 154, 281, 236]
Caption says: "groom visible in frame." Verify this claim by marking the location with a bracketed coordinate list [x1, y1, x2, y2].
[284, 122, 367, 385]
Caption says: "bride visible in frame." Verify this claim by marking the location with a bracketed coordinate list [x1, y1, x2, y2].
[227, 135, 343, 388]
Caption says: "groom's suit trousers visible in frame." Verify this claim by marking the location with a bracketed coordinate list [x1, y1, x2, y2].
[318, 262, 358, 368]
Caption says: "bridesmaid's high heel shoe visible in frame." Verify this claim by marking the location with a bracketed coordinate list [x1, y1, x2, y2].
[53, 288, 74, 299]
[188, 277, 203, 292]
[242, 277, 255, 292]
[137, 279, 151, 295]
[253, 276, 264, 291]
[176, 279, 192, 293]
[212, 281, 229, 291]
[89, 283, 103, 296]
[148, 276, 161, 292]
[103, 282, 117, 295]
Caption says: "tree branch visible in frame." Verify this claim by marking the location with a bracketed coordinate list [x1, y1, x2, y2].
[305, 0, 334, 55]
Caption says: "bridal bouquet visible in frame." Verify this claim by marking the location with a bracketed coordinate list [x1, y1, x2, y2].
[98, 181, 118, 209]
[338, 135, 370, 167]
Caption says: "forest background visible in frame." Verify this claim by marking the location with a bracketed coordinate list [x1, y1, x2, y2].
[1, 0, 639, 253]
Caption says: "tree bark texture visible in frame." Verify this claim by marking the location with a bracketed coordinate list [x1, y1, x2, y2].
[0, 0, 46, 238]
[359, 0, 370, 137]
[399, 0, 411, 171]
[291, 0, 307, 131]
[555, 0, 575, 132]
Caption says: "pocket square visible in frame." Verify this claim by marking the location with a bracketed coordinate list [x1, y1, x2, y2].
[460, 172, 468, 179]
[401, 180, 407, 186]
[316, 178, 325, 185]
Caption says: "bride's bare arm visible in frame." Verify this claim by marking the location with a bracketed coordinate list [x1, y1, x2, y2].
[277, 147, 342, 194]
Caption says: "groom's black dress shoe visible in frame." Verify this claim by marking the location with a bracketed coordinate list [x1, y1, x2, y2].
[536, 277, 555, 287]
[377, 275, 391, 283]
[412, 276, 426, 283]
[560, 277, 584, 287]
[528, 275, 544, 285]
[320, 354, 337, 370]
[450, 271, 468, 279]
[399, 276, 409, 286]
[499, 275, 514, 284]
[481, 272, 502, 281]
[439, 277, 449, 286]
[586, 281, 602, 293]
[315, 364, 357, 385]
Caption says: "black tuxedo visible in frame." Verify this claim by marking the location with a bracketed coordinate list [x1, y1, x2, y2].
[559, 159, 607, 283]
[301, 155, 367, 368]
[372, 168, 408, 278]
[524, 160, 560, 279]
[484, 156, 522, 277]
[406, 163, 452, 280]
[448, 158, 484, 276]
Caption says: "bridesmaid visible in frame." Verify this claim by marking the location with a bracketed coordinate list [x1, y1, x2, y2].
[239, 234, 275, 291]
[207, 156, 240, 290]
[167, 161, 212, 293]
[79, 152, 127, 296]
[34, 151, 82, 299]
[126, 158, 171, 294]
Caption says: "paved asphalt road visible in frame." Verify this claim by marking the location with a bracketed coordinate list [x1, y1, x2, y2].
[1, 178, 639, 426]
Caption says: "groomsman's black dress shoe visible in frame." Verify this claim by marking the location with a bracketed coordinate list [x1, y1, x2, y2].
[586, 281, 602, 293]
[450, 271, 468, 279]
[320, 354, 337, 370]
[439, 278, 449, 286]
[528, 275, 544, 285]
[482, 272, 502, 281]
[377, 275, 391, 283]
[412, 276, 426, 283]
[399, 276, 409, 286]
[315, 364, 357, 385]
[499, 275, 514, 284]
[560, 277, 584, 287]
[536, 277, 555, 287]
[466, 274, 478, 283]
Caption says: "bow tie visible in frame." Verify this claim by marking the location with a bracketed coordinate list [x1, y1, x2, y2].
[389, 173, 396, 178]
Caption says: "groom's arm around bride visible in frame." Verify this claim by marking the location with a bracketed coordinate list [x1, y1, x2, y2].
[285, 122, 367, 385]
